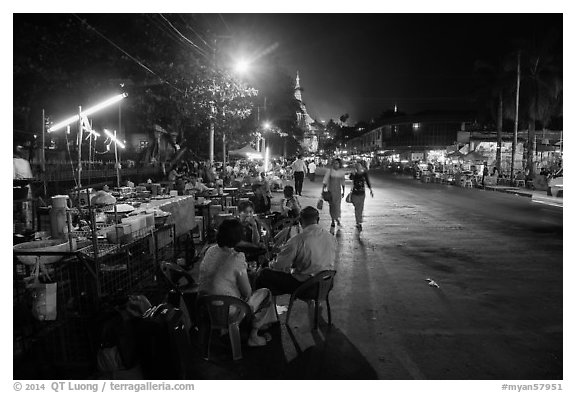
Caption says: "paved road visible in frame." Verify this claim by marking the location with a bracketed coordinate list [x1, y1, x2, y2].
[292, 169, 562, 379]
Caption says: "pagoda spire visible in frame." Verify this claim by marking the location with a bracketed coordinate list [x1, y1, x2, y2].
[294, 71, 303, 102]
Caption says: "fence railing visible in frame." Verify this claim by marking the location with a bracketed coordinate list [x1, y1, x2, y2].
[32, 164, 164, 183]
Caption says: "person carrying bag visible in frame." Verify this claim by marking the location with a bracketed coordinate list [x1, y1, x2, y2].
[349, 160, 373, 233]
[322, 158, 346, 233]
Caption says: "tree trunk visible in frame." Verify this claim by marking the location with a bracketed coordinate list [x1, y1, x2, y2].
[496, 90, 503, 172]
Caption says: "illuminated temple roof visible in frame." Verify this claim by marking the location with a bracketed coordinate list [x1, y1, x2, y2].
[294, 71, 315, 130]
[294, 72, 318, 152]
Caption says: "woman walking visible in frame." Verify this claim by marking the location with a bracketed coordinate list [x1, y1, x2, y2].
[349, 160, 373, 232]
[322, 158, 346, 233]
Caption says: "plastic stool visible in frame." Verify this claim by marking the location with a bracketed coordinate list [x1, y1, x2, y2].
[464, 179, 473, 188]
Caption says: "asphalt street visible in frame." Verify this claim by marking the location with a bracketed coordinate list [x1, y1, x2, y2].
[290, 169, 563, 379]
[189, 169, 563, 380]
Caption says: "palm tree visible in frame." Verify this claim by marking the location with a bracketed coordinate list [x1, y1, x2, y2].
[473, 57, 517, 173]
[520, 31, 562, 177]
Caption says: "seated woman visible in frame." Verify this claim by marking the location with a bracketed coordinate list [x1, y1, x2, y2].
[236, 201, 270, 262]
[198, 219, 277, 346]
[280, 185, 301, 218]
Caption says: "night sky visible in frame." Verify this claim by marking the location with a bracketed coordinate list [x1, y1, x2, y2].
[211, 13, 562, 123]
[8, 10, 564, 128]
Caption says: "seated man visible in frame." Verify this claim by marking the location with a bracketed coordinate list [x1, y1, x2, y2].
[254, 206, 336, 295]
[250, 183, 271, 214]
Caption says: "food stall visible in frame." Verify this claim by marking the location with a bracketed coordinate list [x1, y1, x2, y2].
[13, 183, 199, 375]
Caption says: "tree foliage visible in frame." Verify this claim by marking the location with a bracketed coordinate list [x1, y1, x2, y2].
[13, 14, 260, 162]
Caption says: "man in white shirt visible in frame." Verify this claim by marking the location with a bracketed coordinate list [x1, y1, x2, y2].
[291, 154, 307, 196]
[254, 206, 336, 294]
[308, 161, 317, 182]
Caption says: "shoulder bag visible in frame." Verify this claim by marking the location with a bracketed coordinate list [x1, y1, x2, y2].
[322, 169, 333, 201]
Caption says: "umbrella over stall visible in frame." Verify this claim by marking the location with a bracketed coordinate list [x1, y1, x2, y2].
[447, 150, 466, 159]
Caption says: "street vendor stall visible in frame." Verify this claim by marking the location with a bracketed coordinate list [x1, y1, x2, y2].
[13, 187, 198, 376]
[131, 195, 196, 238]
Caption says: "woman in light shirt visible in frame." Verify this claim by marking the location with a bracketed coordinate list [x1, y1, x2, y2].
[198, 219, 277, 346]
[322, 158, 346, 232]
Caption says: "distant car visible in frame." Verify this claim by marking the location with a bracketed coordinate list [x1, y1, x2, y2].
[548, 168, 563, 197]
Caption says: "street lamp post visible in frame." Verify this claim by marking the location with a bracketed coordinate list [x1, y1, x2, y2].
[209, 104, 215, 165]
[261, 121, 271, 157]
[209, 39, 217, 166]
[77, 106, 82, 188]
[114, 130, 120, 187]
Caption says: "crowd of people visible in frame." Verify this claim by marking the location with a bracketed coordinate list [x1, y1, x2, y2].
[165, 157, 301, 195]
[194, 156, 373, 349]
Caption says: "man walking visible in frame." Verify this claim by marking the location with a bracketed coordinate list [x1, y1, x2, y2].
[308, 160, 317, 182]
[291, 154, 307, 196]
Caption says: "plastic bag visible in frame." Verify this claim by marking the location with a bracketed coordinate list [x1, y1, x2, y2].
[29, 282, 57, 321]
[316, 198, 323, 210]
[26, 262, 57, 321]
[321, 190, 332, 202]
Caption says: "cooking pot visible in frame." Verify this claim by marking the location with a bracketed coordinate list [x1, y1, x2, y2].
[51, 195, 72, 209]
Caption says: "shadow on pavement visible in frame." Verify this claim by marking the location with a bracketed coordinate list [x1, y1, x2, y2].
[186, 308, 377, 380]
[282, 323, 378, 379]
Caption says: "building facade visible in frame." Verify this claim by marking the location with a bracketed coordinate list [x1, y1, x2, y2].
[346, 112, 477, 155]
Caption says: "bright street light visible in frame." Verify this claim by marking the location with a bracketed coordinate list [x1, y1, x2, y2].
[263, 121, 271, 130]
[48, 93, 128, 132]
[234, 59, 250, 74]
